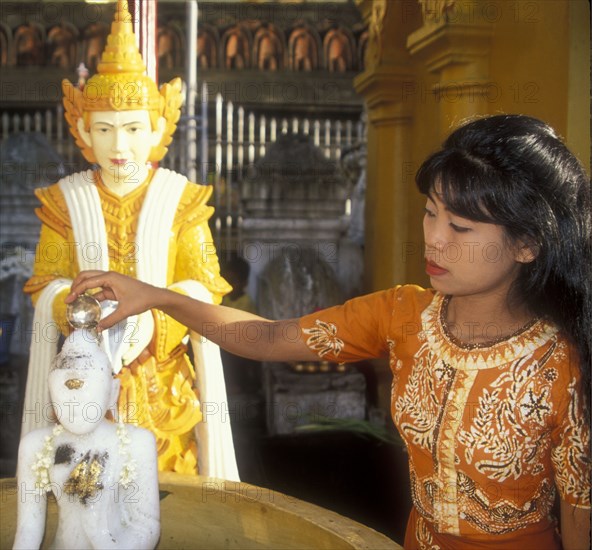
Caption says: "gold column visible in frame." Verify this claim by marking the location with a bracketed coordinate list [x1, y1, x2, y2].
[407, 0, 493, 139]
[354, 0, 422, 292]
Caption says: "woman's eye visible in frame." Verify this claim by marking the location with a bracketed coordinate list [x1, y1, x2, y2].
[450, 222, 471, 233]
[424, 208, 435, 218]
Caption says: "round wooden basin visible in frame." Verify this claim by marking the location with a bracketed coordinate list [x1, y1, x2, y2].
[1, 473, 402, 549]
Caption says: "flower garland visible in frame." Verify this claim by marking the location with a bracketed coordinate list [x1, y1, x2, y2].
[32, 424, 64, 494]
[31, 422, 138, 494]
[116, 420, 137, 489]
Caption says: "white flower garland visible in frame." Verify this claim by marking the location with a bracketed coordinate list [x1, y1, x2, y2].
[117, 421, 137, 489]
[32, 424, 64, 494]
[31, 422, 138, 494]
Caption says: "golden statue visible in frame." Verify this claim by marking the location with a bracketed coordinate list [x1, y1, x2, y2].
[22, 0, 238, 479]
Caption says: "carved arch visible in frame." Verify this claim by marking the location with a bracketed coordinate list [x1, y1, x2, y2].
[0, 23, 12, 67]
[197, 24, 220, 69]
[323, 27, 355, 72]
[221, 24, 252, 70]
[13, 22, 45, 66]
[82, 22, 108, 72]
[253, 23, 285, 71]
[357, 30, 369, 72]
[288, 24, 321, 72]
[158, 22, 184, 69]
[47, 22, 79, 70]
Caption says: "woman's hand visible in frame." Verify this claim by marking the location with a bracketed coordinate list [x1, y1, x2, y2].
[66, 270, 161, 330]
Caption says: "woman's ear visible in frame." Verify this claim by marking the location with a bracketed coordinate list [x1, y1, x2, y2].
[515, 240, 538, 264]
[77, 118, 92, 148]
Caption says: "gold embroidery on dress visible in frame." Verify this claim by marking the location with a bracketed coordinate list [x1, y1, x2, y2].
[416, 515, 440, 550]
[396, 292, 587, 535]
[551, 379, 591, 506]
[302, 320, 344, 357]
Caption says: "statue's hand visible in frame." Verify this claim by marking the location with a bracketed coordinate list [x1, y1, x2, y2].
[66, 271, 161, 331]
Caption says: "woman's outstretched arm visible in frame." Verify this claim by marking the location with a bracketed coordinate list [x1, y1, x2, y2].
[67, 270, 318, 363]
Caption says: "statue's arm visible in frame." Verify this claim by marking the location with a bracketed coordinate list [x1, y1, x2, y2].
[13, 432, 49, 550]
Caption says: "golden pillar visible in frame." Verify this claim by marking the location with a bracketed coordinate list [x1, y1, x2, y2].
[407, 1, 493, 140]
[354, 0, 423, 293]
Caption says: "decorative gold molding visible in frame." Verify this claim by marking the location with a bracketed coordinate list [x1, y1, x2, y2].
[407, 20, 492, 74]
[417, 0, 457, 24]
[354, 66, 415, 124]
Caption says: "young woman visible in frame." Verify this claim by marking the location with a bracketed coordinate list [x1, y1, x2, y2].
[67, 115, 591, 549]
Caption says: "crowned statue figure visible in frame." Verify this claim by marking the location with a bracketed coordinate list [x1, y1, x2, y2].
[22, 0, 238, 480]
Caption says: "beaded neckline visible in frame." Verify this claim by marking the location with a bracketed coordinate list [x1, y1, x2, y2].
[420, 292, 557, 371]
[439, 295, 541, 351]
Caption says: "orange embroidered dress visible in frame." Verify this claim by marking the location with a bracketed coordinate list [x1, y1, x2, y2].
[299, 285, 590, 549]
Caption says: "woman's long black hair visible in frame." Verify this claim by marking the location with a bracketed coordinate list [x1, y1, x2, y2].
[416, 114, 591, 412]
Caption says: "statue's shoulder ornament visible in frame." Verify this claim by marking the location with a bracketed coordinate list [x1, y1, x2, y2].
[174, 177, 214, 228]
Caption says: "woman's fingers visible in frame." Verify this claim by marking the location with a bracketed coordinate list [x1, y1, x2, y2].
[97, 308, 129, 331]
[65, 270, 156, 330]
[66, 271, 121, 302]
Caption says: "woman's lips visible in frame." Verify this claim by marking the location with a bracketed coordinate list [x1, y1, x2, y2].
[425, 259, 449, 276]
[110, 158, 127, 166]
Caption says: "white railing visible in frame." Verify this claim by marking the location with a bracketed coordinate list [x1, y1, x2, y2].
[204, 88, 366, 252]
[1, 90, 365, 251]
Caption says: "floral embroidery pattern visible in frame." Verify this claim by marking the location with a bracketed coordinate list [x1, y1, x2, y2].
[394, 353, 439, 450]
[416, 514, 440, 550]
[302, 320, 344, 358]
[454, 349, 556, 483]
[551, 380, 591, 505]
[299, 288, 591, 541]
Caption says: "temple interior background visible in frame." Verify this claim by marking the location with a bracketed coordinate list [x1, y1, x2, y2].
[0, 0, 589, 543]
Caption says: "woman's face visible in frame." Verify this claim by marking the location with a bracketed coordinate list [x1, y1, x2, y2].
[422, 192, 533, 300]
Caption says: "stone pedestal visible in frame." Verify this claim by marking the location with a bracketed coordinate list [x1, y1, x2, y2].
[265, 363, 366, 436]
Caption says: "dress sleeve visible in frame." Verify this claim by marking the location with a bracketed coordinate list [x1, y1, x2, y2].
[550, 361, 591, 508]
[298, 287, 399, 363]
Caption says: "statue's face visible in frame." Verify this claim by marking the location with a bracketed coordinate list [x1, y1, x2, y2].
[77, 109, 164, 191]
[48, 359, 116, 435]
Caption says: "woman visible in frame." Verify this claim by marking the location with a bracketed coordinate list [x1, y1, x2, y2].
[67, 115, 591, 549]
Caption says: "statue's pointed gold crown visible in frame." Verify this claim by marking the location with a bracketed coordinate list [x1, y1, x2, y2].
[81, 0, 161, 112]
[97, 0, 146, 75]
[62, 0, 183, 163]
